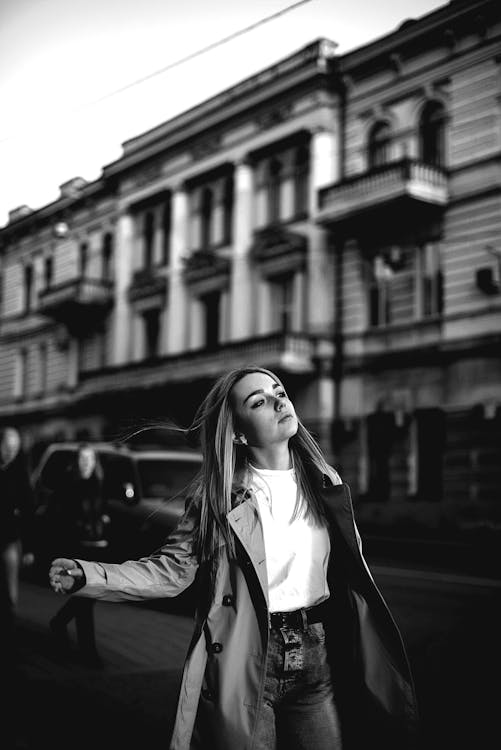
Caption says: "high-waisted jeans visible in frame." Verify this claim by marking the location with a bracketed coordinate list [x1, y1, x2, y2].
[254, 621, 343, 750]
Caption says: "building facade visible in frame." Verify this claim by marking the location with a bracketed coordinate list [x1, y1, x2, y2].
[1, 0, 500, 539]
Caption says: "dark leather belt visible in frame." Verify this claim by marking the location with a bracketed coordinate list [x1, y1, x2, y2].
[269, 602, 326, 630]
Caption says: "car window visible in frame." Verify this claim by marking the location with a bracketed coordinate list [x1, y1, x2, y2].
[99, 453, 137, 500]
[135, 458, 200, 499]
[38, 450, 75, 492]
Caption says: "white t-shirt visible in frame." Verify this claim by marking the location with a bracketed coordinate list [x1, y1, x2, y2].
[250, 465, 330, 613]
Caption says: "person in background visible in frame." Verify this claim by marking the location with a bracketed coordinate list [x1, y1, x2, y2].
[49, 444, 109, 667]
[0, 426, 35, 640]
[49, 367, 418, 748]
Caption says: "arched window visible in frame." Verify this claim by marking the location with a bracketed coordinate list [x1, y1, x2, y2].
[201, 187, 214, 249]
[268, 158, 282, 224]
[419, 101, 446, 167]
[368, 121, 391, 169]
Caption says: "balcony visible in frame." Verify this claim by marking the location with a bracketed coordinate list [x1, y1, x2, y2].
[78, 332, 334, 399]
[128, 268, 167, 305]
[38, 278, 113, 331]
[251, 226, 307, 276]
[182, 249, 231, 292]
[317, 159, 448, 226]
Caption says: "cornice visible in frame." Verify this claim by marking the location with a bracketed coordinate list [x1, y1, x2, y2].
[338, 0, 495, 76]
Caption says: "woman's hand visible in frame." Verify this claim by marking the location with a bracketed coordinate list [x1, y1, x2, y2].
[49, 558, 84, 594]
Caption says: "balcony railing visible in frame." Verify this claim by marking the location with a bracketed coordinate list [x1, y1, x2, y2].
[128, 268, 167, 303]
[38, 278, 113, 325]
[78, 332, 335, 398]
[317, 158, 448, 224]
[182, 249, 231, 285]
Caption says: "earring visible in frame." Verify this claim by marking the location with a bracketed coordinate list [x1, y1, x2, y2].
[233, 433, 247, 445]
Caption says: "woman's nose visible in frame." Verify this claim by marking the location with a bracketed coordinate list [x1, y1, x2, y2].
[274, 397, 285, 410]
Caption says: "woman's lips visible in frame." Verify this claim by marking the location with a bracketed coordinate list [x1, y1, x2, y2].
[279, 414, 293, 423]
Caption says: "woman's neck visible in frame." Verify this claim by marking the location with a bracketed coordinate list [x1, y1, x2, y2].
[247, 444, 292, 471]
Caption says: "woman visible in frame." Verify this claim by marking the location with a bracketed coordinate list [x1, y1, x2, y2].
[49, 444, 108, 667]
[49, 367, 418, 748]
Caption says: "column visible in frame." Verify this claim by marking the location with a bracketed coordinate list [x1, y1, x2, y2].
[166, 188, 189, 354]
[111, 211, 134, 366]
[306, 128, 339, 333]
[309, 126, 339, 216]
[229, 160, 254, 340]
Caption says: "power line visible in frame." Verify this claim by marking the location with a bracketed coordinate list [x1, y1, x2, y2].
[0, 0, 315, 144]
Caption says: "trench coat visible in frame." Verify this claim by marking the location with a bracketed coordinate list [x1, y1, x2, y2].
[76, 475, 419, 750]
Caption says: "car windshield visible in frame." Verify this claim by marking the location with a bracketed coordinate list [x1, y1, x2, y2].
[136, 458, 200, 499]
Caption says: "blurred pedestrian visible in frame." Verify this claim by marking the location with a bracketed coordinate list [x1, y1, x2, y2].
[49, 367, 418, 748]
[49, 444, 109, 667]
[0, 426, 35, 641]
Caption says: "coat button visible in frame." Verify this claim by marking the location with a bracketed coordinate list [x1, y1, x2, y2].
[201, 688, 213, 700]
[222, 594, 234, 606]
[211, 642, 223, 654]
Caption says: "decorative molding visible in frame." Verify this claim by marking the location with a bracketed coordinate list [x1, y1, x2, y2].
[190, 134, 223, 160]
[255, 104, 294, 131]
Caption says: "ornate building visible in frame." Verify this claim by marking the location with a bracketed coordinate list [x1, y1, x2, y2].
[1, 0, 500, 540]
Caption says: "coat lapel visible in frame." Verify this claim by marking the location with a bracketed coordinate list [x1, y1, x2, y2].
[227, 499, 269, 607]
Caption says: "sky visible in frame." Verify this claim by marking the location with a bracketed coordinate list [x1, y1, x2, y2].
[0, 0, 446, 228]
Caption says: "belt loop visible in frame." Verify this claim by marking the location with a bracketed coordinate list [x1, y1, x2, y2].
[301, 608, 308, 631]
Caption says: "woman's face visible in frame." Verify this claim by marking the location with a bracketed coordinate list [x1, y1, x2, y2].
[78, 448, 96, 478]
[230, 371, 298, 449]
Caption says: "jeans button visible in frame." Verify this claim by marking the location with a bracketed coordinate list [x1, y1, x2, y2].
[212, 642, 223, 654]
[222, 595, 234, 606]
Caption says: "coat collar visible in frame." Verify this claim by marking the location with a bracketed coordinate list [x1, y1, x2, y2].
[227, 498, 269, 606]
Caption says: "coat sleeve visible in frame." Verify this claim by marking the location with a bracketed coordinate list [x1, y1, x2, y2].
[75, 495, 200, 602]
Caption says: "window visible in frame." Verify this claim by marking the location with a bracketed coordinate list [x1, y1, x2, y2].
[419, 243, 443, 317]
[268, 158, 282, 224]
[24, 264, 33, 312]
[44, 256, 54, 288]
[368, 122, 391, 169]
[200, 188, 214, 249]
[223, 175, 234, 245]
[200, 290, 221, 350]
[410, 409, 445, 501]
[143, 308, 160, 359]
[368, 256, 391, 327]
[39, 342, 47, 394]
[368, 249, 414, 328]
[79, 242, 89, 277]
[143, 212, 155, 269]
[419, 101, 446, 167]
[364, 412, 394, 501]
[161, 197, 171, 266]
[102, 233, 113, 281]
[294, 145, 310, 216]
[15, 348, 28, 399]
[270, 273, 295, 333]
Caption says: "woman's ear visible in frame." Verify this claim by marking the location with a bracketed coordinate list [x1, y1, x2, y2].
[233, 432, 248, 445]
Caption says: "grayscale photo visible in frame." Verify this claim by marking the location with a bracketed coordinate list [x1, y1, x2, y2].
[1, 1, 500, 749]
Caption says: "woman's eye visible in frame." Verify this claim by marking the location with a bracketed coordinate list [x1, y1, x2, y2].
[251, 399, 265, 409]
[278, 391, 287, 398]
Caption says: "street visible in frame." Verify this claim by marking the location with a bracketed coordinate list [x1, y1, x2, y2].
[7, 561, 501, 750]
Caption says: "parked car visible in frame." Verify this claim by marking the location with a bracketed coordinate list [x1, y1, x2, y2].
[32, 442, 202, 564]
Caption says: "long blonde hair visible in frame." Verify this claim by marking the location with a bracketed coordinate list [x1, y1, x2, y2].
[187, 366, 340, 567]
